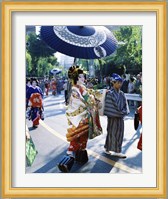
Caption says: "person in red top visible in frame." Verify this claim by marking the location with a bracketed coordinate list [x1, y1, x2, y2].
[44, 79, 50, 96]
[50, 78, 57, 95]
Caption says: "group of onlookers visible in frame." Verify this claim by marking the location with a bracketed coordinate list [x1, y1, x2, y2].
[103, 72, 142, 95]
[37, 77, 66, 96]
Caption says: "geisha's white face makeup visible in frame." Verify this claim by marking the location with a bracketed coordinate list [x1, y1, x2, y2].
[78, 74, 85, 84]
[32, 81, 37, 87]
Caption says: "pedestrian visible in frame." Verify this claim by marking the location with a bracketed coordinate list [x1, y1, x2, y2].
[128, 76, 135, 94]
[44, 79, 50, 96]
[63, 79, 68, 105]
[26, 78, 44, 128]
[26, 77, 31, 92]
[58, 65, 102, 172]
[128, 76, 136, 107]
[56, 78, 62, 95]
[26, 78, 31, 110]
[105, 76, 111, 89]
[50, 78, 57, 95]
[104, 73, 129, 158]
[121, 74, 129, 93]
[134, 74, 142, 94]
[38, 78, 45, 95]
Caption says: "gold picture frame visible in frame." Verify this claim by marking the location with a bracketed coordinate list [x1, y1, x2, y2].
[1, 1, 167, 198]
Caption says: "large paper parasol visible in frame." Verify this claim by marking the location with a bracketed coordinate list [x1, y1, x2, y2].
[40, 26, 118, 59]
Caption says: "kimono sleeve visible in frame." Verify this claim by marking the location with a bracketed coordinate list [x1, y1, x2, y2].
[104, 91, 124, 117]
[38, 87, 44, 98]
[26, 87, 32, 100]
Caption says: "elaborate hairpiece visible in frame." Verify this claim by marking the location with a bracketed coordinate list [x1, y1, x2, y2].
[68, 65, 83, 80]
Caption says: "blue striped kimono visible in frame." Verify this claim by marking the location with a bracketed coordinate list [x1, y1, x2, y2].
[104, 88, 129, 153]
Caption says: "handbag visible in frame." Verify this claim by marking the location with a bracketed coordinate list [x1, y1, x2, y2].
[57, 155, 75, 172]
[75, 150, 88, 164]
[26, 137, 38, 166]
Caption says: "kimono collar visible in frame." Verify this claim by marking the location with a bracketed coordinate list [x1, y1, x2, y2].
[111, 87, 121, 93]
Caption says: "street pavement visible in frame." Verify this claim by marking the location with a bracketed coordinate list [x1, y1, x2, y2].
[26, 92, 142, 174]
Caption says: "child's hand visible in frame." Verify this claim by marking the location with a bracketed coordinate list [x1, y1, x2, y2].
[26, 132, 30, 140]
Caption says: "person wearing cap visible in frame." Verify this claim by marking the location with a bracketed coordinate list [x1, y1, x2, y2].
[104, 73, 129, 158]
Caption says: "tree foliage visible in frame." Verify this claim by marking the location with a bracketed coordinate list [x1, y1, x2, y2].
[26, 32, 59, 77]
[103, 26, 142, 76]
[76, 26, 142, 79]
[26, 51, 32, 75]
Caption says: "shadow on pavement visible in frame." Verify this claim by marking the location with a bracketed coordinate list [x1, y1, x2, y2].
[121, 152, 142, 169]
[34, 150, 67, 173]
[122, 126, 142, 154]
[28, 126, 38, 131]
[44, 109, 66, 118]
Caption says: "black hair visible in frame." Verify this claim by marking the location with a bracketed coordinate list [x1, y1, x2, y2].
[26, 78, 31, 84]
[68, 65, 84, 85]
[31, 78, 38, 84]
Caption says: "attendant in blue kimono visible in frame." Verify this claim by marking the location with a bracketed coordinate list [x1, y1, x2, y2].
[26, 78, 44, 128]
[104, 73, 129, 158]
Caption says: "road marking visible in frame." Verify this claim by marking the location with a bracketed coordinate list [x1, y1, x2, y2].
[40, 120, 68, 142]
[40, 120, 140, 173]
[87, 150, 140, 173]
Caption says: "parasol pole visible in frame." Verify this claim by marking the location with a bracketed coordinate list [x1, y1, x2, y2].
[98, 58, 103, 83]
[73, 57, 77, 65]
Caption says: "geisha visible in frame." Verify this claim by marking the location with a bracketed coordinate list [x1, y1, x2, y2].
[58, 65, 102, 173]
[26, 78, 44, 128]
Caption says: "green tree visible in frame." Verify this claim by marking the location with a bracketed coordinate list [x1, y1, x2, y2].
[26, 32, 58, 77]
[37, 56, 58, 77]
[94, 59, 106, 82]
[76, 58, 106, 82]
[76, 59, 89, 71]
[26, 51, 32, 75]
[104, 26, 142, 75]
[75, 26, 142, 79]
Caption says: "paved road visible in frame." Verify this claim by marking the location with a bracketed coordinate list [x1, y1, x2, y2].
[26, 92, 142, 174]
